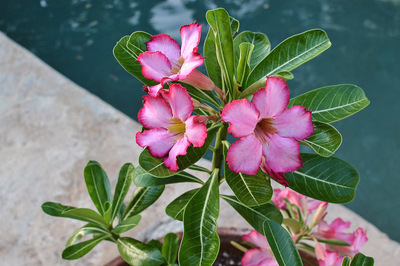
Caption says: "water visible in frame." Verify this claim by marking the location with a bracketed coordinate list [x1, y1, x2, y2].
[1, 0, 399, 241]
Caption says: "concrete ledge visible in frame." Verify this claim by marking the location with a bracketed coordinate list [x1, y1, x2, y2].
[1, 32, 399, 265]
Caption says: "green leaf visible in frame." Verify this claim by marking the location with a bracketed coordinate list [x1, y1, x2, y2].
[112, 215, 141, 235]
[179, 170, 220, 266]
[204, 29, 222, 89]
[123, 185, 165, 220]
[262, 220, 303, 266]
[236, 42, 254, 86]
[223, 142, 272, 207]
[117, 237, 165, 266]
[147, 239, 163, 252]
[350, 253, 374, 266]
[206, 8, 235, 95]
[103, 201, 112, 225]
[178, 82, 222, 109]
[165, 189, 199, 221]
[62, 234, 109, 260]
[342, 256, 351, 266]
[282, 218, 301, 234]
[162, 233, 179, 264]
[273, 71, 294, 81]
[139, 124, 221, 177]
[229, 16, 239, 37]
[41, 202, 108, 228]
[111, 163, 135, 222]
[113, 32, 156, 86]
[188, 164, 211, 174]
[221, 195, 283, 231]
[301, 121, 342, 157]
[66, 223, 109, 247]
[133, 166, 203, 187]
[244, 29, 331, 91]
[233, 31, 271, 71]
[285, 153, 360, 203]
[84, 161, 112, 216]
[288, 84, 370, 123]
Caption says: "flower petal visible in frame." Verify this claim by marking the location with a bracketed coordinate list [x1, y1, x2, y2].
[146, 84, 163, 97]
[352, 228, 368, 254]
[185, 115, 207, 147]
[221, 99, 259, 138]
[260, 160, 289, 186]
[136, 128, 175, 158]
[137, 51, 172, 82]
[274, 106, 313, 140]
[241, 248, 278, 266]
[180, 22, 202, 60]
[163, 137, 191, 171]
[178, 50, 204, 80]
[138, 95, 172, 129]
[147, 34, 181, 68]
[252, 77, 290, 118]
[242, 230, 269, 249]
[227, 134, 262, 175]
[262, 134, 302, 173]
[161, 84, 193, 121]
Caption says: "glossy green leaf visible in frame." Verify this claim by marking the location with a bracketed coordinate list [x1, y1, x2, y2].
[117, 237, 165, 266]
[350, 253, 374, 266]
[236, 42, 254, 86]
[223, 143, 272, 207]
[262, 220, 303, 266]
[113, 32, 156, 86]
[66, 223, 109, 247]
[316, 238, 351, 246]
[301, 121, 342, 157]
[188, 164, 211, 174]
[285, 153, 360, 203]
[342, 256, 351, 266]
[111, 163, 135, 222]
[165, 188, 199, 221]
[244, 29, 331, 91]
[204, 29, 222, 89]
[123, 185, 165, 220]
[112, 215, 141, 235]
[282, 218, 301, 234]
[41, 202, 108, 228]
[139, 124, 220, 177]
[273, 71, 294, 80]
[206, 8, 235, 94]
[84, 161, 111, 216]
[179, 170, 220, 266]
[62, 234, 109, 260]
[103, 201, 112, 224]
[229, 16, 239, 37]
[147, 239, 163, 252]
[133, 166, 203, 187]
[233, 31, 271, 71]
[162, 233, 179, 264]
[288, 84, 370, 123]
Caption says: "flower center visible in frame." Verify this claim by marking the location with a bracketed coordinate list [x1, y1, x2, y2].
[168, 117, 186, 134]
[254, 118, 277, 144]
[171, 57, 185, 74]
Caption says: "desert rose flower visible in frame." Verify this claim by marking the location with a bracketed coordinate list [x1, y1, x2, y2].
[318, 250, 343, 266]
[241, 230, 278, 266]
[221, 77, 314, 185]
[136, 83, 207, 171]
[272, 188, 323, 214]
[138, 22, 219, 97]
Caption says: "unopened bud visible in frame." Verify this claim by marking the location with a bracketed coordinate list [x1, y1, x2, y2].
[310, 202, 328, 228]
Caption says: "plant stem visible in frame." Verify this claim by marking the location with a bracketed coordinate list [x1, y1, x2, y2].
[211, 122, 228, 180]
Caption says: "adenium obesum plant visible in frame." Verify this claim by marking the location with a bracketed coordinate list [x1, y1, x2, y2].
[41, 8, 373, 266]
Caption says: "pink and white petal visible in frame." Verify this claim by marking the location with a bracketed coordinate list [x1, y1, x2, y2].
[161, 84, 194, 121]
[260, 159, 289, 186]
[146, 34, 181, 67]
[147, 84, 163, 97]
[163, 137, 191, 171]
[241, 248, 272, 266]
[136, 128, 175, 158]
[262, 134, 302, 173]
[178, 51, 204, 80]
[242, 230, 269, 250]
[138, 95, 172, 129]
[227, 134, 262, 175]
[352, 228, 368, 253]
[221, 99, 260, 138]
[185, 115, 207, 147]
[274, 106, 313, 140]
[318, 251, 343, 266]
[180, 22, 202, 60]
[252, 77, 290, 118]
[137, 51, 172, 82]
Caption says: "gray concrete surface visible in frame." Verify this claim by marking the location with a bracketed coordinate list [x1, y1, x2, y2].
[1, 31, 399, 265]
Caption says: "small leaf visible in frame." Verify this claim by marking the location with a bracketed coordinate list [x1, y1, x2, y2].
[103, 201, 112, 225]
[236, 42, 254, 86]
[273, 71, 294, 80]
[350, 253, 374, 266]
[117, 237, 165, 266]
[133, 166, 203, 187]
[301, 121, 342, 157]
[66, 223, 109, 247]
[147, 239, 163, 252]
[111, 163, 135, 222]
[84, 161, 112, 216]
[285, 153, 360, 203]
[179, 170, 220, 266]
[139, 124, 220, 177]
[165, 189, 199, 221]
[123, 186, 165, 220]
[288, 84, 370, 123]
[112, 215, 141, 235]
[188, 164, 211, 174]
[342, 256, 351, 266]
[282, 218, 301, 234]
[316, 237, 351, 246]
[62, 234, 109, 260]
[229, 16, 239, 37]
[162, 233, 179, 264]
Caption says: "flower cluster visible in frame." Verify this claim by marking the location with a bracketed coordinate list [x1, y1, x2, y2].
[241, 188, 368, 266]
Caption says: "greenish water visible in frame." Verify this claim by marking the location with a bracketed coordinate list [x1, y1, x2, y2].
[1, 0, 399, 241]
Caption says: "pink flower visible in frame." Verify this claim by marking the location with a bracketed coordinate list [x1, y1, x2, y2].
[241, 230, 278, 266]
[318, 250, 344, 266]
[136, 83, 207, 171]
[221, 77, 314, 186]
[137, 22, 207, 96]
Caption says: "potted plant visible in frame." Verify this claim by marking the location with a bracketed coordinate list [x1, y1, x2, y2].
[42, 7, 373, 266]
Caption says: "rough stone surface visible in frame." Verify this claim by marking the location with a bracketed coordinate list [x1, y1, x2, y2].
[0, 31, 399, 265]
